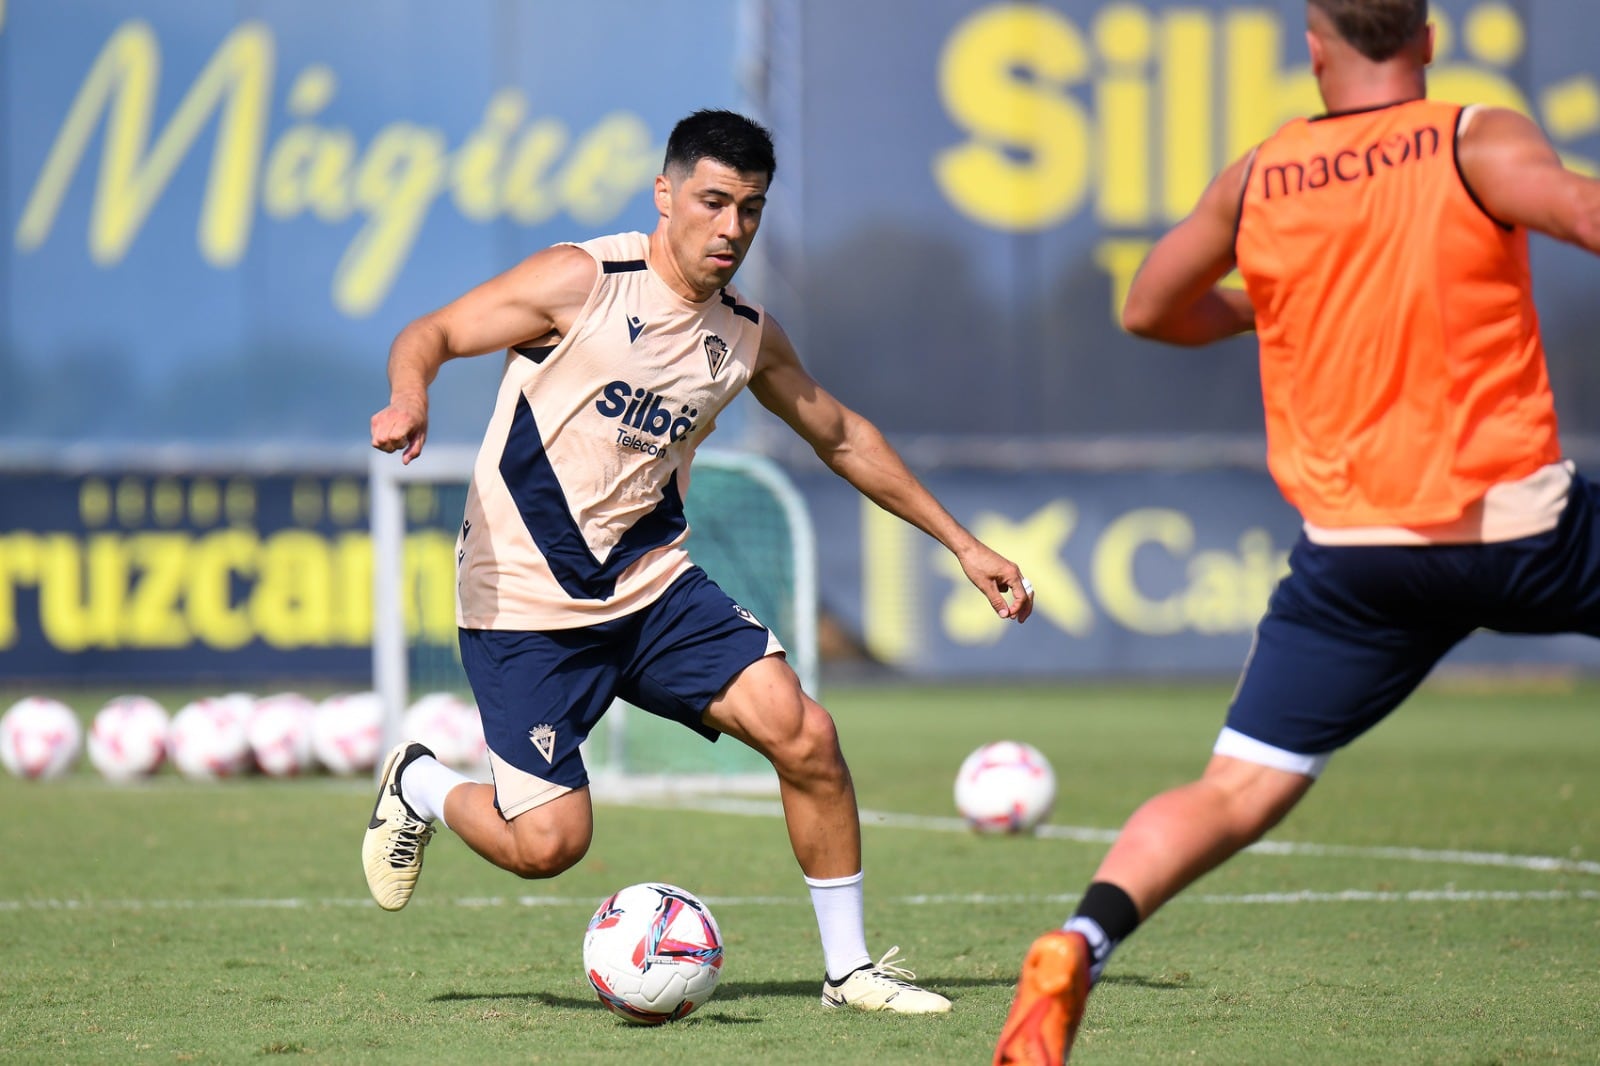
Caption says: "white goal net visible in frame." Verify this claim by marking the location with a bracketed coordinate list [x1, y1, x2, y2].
[370, 445, 817, 796]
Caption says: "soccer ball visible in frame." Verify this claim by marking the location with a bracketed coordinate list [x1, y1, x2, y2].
[583, 882, 724, 1024]
[247, 692, 317, 777]
[0, 696, 82, 780]
[169, 697, 253, 780]
[310, 691, 383, 775]
[953, 740, 1057, 834]
[402, 691, 485, 769]
[87, 695, 171, 782]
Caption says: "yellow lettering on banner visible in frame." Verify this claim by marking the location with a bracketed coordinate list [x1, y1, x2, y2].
[341, 124, 447, 317]
[328, 480, 365, 526]
[1160, 9, 1214, 219]
[225, 479, 257, 525]
[116, 477, 146, 526]
[125, 533, 191, 648]
[190, 480, 222, 527]
[81, 479, 113, 527]
[263, 66, 355, 222]
[35, 534, 118, 653]
[1094, 4, 1154, 227]
[1092, 237, 1152, 322]
[935, 502, 1093, 643]
[1092, 510, 1289, 635]
[0, 533, 43, 649]
[1092, 508, 1191, 635]
[18, 22, 663, 318]
[405, 531, 459, 644]
[17, 21, 272, 267]
[292, 479, 325, 526]
[454, 89, 525, 222]
[1185, 529, 1287, 634]
[334, 533, 373, 644]
[934, 3, 1091, 230]
[152, 479, 185, 527]
[1, 526, 405, 653]
[187, 529, 256, 650]
[253, 531, 334, 647]
[862, 502, 920, 664]
[1221, 11, 1319, 161]
[504, 119, 570, 226]
[561, 113, 658, 224]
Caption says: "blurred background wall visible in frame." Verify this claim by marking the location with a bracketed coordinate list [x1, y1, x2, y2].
[2, 0, 1598, 684]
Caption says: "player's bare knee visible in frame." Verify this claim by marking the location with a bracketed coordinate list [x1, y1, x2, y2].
[768, 704, 847, 787]
[503, 833, 589, 879]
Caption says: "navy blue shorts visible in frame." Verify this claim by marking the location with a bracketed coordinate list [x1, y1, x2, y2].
[459, 566, 777, 811]
[1226, 472, 1600, 766]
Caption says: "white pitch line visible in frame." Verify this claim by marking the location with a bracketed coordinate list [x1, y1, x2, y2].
[2, 889, 1597, 914]
[649, 797, 1600, 878]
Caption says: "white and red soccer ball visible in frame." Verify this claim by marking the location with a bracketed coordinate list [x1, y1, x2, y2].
[87, 695, 170, 782]
[247, 692, 317, 777]
[402, 691, 486, 769]
[168, 696, 253, 780]
[583, 882, 724, 1025]
[954, 740, 1057, 834]
[0, 696, 82, 780]
[311, 691, 383, 775]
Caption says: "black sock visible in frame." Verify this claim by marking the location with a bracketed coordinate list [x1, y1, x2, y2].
[1066, 881, 1141, 978]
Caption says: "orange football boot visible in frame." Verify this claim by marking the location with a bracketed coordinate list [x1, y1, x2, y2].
[993, 930, 1091, 1065]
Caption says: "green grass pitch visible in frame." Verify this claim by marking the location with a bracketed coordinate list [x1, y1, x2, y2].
[1, 679, 1596, 1064]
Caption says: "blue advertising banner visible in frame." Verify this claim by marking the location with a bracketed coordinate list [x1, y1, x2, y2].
[7, 463, 1599, 685]
[765, 0, 1600, 440]
[792, 466, 1600, 679]
[1, 1, 746, 448]
[0, 466, 374, 683]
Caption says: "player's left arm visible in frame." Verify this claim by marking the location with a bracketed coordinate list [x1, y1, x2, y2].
[749, 316, 1033, 623]
[1121, 151, 1257, 346]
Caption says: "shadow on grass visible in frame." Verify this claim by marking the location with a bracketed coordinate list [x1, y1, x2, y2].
[1097, 972, 1193, 990]
[433, 972, 1050, 1008]
[428, 989, 761, 1024]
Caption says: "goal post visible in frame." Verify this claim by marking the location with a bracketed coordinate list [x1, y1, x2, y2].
[370, 445, 818, 795]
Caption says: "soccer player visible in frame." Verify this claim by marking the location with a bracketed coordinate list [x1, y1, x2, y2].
[994, 0, 1600, 1060]
[367, 109, 1034, 1014]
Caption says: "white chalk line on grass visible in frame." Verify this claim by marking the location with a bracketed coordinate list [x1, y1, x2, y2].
[656, 797, 1600, 878]
[2, 888, 1597, 914]
[6, 798, 1593, 915]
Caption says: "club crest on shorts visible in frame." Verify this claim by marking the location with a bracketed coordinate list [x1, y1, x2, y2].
[529, 723, 557, 763]
[704, 334, 729, 377]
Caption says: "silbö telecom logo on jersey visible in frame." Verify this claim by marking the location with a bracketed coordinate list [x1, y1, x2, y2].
[594, 380, 699, 456]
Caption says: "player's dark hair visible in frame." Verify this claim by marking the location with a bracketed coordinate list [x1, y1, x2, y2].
[663, 109, 776, 181]
[1308, 0, 1428, 61]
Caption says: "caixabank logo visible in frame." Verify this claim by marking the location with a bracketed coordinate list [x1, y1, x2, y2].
[594, 380, 700, 456]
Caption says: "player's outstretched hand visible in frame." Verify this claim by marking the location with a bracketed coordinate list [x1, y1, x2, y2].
[371, 395, 428, 465]
[959, 544, 1034, 624]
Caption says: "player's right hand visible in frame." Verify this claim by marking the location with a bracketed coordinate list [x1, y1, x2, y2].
[371, 396, 428, 465]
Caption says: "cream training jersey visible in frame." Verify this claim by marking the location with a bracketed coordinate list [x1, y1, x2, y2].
[456, 231, 765, 630]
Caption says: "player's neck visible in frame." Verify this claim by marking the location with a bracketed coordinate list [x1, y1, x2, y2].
[1318, 66, 1427, 114]
[647, 227, 718, 304]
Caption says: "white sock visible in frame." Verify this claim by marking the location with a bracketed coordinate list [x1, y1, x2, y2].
[400, 755, 470, 830]
[1064, 915, 1114, 982]
[806, 871, 870, 982]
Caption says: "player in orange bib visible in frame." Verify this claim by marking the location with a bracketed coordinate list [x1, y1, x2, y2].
[995, 1, 1600, 1061]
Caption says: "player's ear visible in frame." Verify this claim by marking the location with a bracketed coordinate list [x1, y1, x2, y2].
[654, 173, 673, 218]
[1421, 22, 1435, 65]
[1306, 30, 1324, 78]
